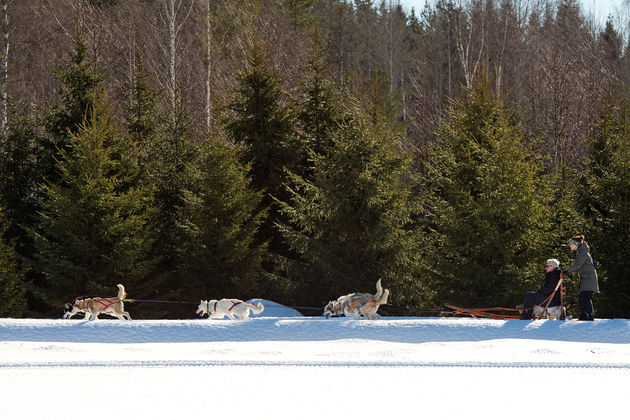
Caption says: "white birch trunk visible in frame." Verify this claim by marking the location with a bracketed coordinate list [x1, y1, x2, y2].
[454, 1, 485, 89]
[167, 0, 176, 123]
[205, 0, 212, 132]
[0, 0, 8, 137]
[158, 0, 193, 125]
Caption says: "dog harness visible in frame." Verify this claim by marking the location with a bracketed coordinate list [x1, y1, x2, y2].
[345, 297, 370, 310]
[336, 297, 370, 316]
[212, 300, 256, 313]
[81, 298, 121, 311]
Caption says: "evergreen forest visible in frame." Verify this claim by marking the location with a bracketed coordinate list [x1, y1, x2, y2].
[1, 0, 630, 319]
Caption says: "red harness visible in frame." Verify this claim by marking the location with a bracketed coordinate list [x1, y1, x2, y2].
[82, 298, 120, 311]
[212, 300, 254, 312]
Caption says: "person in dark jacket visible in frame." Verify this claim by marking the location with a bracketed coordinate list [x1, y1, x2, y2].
[519, 259, 562, 320]
[563, 235, 599, 321]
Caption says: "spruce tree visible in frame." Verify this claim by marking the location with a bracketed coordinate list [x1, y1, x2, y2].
[179, 136, 266, 300]
[223, 46, 302, 292]
[577, 92, 630, 318]
[42, 29, 103, 184]
[0, 207, 26, 317]
[0, 113, 42, 257]
[294, 46, 345, 160]
[224, 46, 300, 206]
[29, 93, 154, 312]
[426, 78, 549, 307]
[276, 106, 426, 311]
[142, 108, 196, 308]
[363, 68, 404, 133]
[284, 0, 316, 28]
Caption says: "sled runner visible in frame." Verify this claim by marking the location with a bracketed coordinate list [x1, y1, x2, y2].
[444, 304, 521, 319]
[445, 275, 566, 320]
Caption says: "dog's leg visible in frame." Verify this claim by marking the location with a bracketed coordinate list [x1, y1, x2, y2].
[89, 312, 99, 320]
[123, 311, 132, 320]
[227, 312, 236, 320]
[83, 312, 91, 320]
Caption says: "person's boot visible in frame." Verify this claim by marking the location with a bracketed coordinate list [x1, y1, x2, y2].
[583, 313, 594, 321]
[520, 309, 533, 320]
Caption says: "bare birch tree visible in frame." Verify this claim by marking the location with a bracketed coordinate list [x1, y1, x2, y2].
[157, 0, 194, 124]
[1, 0, 9, 136]
[452, 0, 485, 88]
[204, 0, 211, 131]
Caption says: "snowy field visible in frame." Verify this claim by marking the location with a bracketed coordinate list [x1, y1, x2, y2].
[2, 301, 629, 419]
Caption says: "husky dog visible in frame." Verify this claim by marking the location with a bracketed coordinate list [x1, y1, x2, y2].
[196, 299, 264, 320]
[517, 304, 564, 320]
[323, 279, 384, 318]
[63, 284, 131, 320]
[533, 305, 564, 320]
[326, 289, 390, 320]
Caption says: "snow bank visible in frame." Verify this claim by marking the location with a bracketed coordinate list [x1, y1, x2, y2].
[1, 317, 629, 344]
[246, 298, 304, 317]
[2, 316, 629, 420]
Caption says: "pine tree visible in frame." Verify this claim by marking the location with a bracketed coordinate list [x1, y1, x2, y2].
[179, 136, 266, 300]
[276, 105, 427, 311]
[426, 77, 549, 307]
[0, 207, 26, 317]
[577, 92, 630, 318]
[29, 92, 154, 312]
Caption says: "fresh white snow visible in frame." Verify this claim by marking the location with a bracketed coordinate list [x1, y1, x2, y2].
[2, 308, 629, 419]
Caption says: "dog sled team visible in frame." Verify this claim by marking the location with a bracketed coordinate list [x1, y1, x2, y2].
[63, 235, 599, 322]
[62, 279, 390, 321]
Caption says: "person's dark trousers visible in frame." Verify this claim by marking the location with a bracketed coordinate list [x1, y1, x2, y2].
[520, 292, 546, 319]
[578, 291, 595, 321]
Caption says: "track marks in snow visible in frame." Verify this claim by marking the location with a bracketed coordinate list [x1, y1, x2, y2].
[3, 359, 630, 370]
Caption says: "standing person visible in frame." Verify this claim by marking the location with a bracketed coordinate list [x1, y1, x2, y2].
[564, 235, 599, 321]
[519, 259, 562, 320]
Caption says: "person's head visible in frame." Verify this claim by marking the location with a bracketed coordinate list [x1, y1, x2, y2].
[568, 235, 584, 251]
[545, 258, 559, 272]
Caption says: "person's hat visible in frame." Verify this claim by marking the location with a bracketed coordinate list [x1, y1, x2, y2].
[546, 259, 559, 268]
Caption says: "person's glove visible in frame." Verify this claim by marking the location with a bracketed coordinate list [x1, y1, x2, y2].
[593, 261, 600, 269]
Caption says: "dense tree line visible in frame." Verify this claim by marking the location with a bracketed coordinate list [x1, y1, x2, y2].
[1, 0, 629, 318]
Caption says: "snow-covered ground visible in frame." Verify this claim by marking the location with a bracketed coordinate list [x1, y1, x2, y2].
[2, 302, 629, 419]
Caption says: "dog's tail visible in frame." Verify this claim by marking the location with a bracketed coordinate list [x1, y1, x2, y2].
[374, 278, 383, 300]
[116, 284, 127, 300]
[376, 288, 389, 305]
[251, 302, 264, 315]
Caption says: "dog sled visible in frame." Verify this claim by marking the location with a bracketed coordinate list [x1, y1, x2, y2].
[445, 275, 566, 320]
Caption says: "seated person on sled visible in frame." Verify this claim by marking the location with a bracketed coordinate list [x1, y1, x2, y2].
[518, 259, 562, 320]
